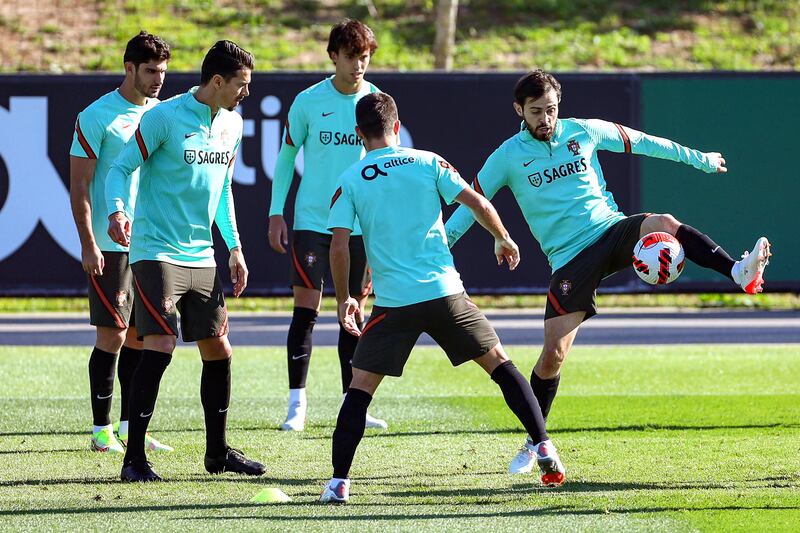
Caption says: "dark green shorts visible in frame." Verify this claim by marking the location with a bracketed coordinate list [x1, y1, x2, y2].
[545, 213, 650, 321]
[290, 230, 369, 296]
[131, 261, 228, 342]
[88, 251, 134, 329]
[352, 292, 500, 377]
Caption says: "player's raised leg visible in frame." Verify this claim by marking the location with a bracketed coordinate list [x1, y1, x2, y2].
[510, 310, 583, 476]
[641, 214, 771, 294]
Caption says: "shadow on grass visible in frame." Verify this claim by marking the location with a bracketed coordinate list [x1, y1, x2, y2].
[0, 475, 319, 488]
[0, 448, 84, 455]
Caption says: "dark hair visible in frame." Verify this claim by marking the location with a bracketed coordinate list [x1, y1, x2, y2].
[123, 31, 171, 67]
[327, 19, 378, 56]
[356, 93, 398, 140]
[200, 40, 255, 85]
[513, 69, 562, 105]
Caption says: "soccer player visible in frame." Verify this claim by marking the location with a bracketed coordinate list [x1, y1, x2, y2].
[105, 40, 265, 482]
[268, 19, 387, 431]
[69, 31, 172, 455]
[319, 93, 563, 504]
[444, 69, 772, 475]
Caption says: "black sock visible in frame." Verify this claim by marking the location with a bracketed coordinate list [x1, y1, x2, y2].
[332, 388, 372, 479]
[491, 361, 548, 444]
[124, 349, 171, 464]
[117, 345, 142, 423]
[287, 307, 318, 389]
[675, 224, 735, 281]
[337, 322, 361, 393]
[201, 357, 231, 458]
[89, 347, 118, 426]
[530, 370, 560, 422]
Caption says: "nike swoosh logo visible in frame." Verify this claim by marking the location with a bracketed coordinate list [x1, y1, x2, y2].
[140, 411, 153, 418]
[322, 112, 334, 117]
[96, 393, 113, 400]
[122, 124, 132, 129]
[219, 407, 229, 413]
[291, 353, 308, 360]
[711, 246, 720, 253]
[185, 133, 197, 138]
[523, 159, 536, 167]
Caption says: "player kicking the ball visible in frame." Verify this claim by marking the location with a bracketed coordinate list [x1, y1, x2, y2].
[444, 69, 771, 475]
[268, 19, 386, 432]
[320, 93, 560, 504]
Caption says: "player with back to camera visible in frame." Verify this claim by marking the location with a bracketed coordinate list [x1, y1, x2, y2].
[69, 31, 173, 455]
[106, 40, 265, 482]
[268, 19, 387, 432]
[444, 69, 771, 475]
[320, 92, 563, 504]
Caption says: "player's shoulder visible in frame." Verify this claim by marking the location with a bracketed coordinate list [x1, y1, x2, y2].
[295, 78, 333, 102]
[567, 117, 606, 132]
[78, 90, 119, 122]
[364, 80, 381, 94]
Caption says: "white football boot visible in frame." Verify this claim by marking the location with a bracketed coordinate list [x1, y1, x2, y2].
[319, 478, 350, 504]
[731, 237, 772, 294]
[508, 438, 565, 487]
[364, 412, 388, 429]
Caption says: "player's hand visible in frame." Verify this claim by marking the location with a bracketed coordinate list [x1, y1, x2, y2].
[495, 236, 520, 271]
[107, 212, 131, 247]
[338, 297, 363, 337]
[707, 152, 727, 173]
[229, 247, 249, 297]
[268, 215, 288, 254]
[82, 243, 105, 277]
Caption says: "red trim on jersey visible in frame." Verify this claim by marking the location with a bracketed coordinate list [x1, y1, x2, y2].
[361, 312, 387, 335]
[135, 127, 149, 161]
[291, 248, 314, 289]
[547, 290, 568, 316]
[75, 119, 97, 159]
[473, 177, 485, 196]
[228, 152, 237, 168]
[614, 123, 631, 154]
[133, 276, 175, 336]
[330, 187, 343, 208]
[89, 275, 125, 328]
[284, 120, 295, 147]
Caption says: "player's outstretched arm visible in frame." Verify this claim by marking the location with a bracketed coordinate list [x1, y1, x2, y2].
[454, 187, 520, 271]
[69, 156, 104, 275]
[330, 227, 362, 336]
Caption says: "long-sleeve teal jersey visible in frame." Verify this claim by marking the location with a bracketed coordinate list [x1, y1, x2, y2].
[105, 89, 241, 267]
[444, 119, 718, 271]
[269, 77, 380, 235]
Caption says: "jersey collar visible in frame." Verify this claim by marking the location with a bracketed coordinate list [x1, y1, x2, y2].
[187, 87, 221, 123]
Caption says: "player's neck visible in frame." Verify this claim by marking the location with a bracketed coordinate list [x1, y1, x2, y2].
[332, 75, 363, 95]
[118, 81, 148, 106]
[193, 85, 221, 117]
[364, 136, 396, 152]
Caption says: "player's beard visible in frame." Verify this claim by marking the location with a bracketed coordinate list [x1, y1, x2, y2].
[134, 73, 161, 99]
[527, 119, 555, 141]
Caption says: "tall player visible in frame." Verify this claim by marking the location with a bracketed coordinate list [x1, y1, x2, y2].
[445, 69, 771, 475]
[268, 19, 387, 431]
[320, 93, 562, 504]
[106, 40, 265, 482]
[69, 31, 172, 455]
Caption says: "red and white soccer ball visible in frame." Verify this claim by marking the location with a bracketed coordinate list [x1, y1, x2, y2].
[632, 232, 685, 285]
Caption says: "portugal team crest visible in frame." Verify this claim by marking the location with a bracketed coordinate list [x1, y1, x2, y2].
[219, 128, 231, 146]
[528, 172, 542, 187]
[304, 252, 317, 268]
[567, 139, 581, 156]
[162, 297, 174, 314]
[560, 280, 572, 296]
[320, 131, 332, 145]
[115, 290, 128, 308]
[184, 149, 197, 164]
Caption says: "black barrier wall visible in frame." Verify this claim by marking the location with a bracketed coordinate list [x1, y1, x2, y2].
[0, 73, 639, 295]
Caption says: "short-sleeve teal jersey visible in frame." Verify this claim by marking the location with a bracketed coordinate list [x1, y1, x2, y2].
[328, 145, 468, 307]
[269, 77, 380, 235]
[69, 89, 158, 253]
[445, 118, 719, 271]
[105, 89, 242, 267]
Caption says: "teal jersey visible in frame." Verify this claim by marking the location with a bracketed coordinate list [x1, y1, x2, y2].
[269, 76, 380, 235]
[328, 145, 468, 307]
[445, 118, 719, 271]
[69, 89, 158, 252]
[106, 89, 242, 267]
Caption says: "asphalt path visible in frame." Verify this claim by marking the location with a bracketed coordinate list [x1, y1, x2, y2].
[1, 310, 798, 346]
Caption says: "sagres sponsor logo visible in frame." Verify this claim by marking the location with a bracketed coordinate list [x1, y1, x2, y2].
[529, 158, 588, 187]
[320, 131, 332, 145]
[184, 149, 197, 164]
[184, 149, 232, 165]
[528, 172, 542, 187]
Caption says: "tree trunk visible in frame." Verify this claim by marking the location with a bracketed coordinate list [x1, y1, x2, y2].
[433, 0, 458, 70]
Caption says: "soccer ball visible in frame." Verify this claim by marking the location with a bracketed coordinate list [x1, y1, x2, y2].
[632, 232, 685, 285]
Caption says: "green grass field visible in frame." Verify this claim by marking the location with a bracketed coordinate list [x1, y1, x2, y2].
[1, 345, 799, 531]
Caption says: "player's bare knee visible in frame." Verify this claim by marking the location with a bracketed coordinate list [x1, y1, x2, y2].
[473, 343, 509, 374]
[642, 213, 681, 236]
[96, 327, 126, 353]
[145, 334, 177, 354]
[198, 336, 232, 361]
[538, 346, 567, 377]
